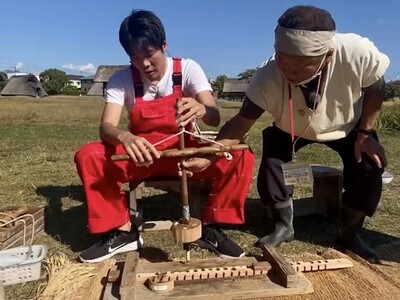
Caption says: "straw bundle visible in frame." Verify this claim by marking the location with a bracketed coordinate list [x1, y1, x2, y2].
[38, 253, 115, 300]
[249, 246, 400, 300]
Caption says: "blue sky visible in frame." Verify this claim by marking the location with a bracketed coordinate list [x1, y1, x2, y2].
[1, 0, 398, 80]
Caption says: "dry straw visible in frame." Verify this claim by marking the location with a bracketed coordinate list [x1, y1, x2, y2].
[38, 253, 115, 300]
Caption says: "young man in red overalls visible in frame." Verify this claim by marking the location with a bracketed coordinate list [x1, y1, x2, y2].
[74, 9, 255, 263]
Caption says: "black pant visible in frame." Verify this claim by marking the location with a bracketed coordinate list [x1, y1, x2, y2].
[257, 125, 384, 217]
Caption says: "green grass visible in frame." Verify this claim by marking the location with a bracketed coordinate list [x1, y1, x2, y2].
[1, 96, 399, 299]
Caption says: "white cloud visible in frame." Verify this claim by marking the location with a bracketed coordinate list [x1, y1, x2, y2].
[62, 63, 96, 74]
[16, 62, 24, 69]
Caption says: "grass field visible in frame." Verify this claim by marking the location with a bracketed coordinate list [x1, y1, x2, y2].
[1, 96, 399, 299]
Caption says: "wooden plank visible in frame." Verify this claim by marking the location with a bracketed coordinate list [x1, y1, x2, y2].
[120, 251, 140, 300]
[107, 266, 121, 283]
[136, 257, 259, 281]
[132, 258, 312, 299]
[261, 245, 303, 288]
[291, 258, 353, 272]
[135, 257, 270, 283]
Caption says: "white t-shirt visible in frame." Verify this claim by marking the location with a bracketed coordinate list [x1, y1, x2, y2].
[247, 33, 390, 141]
[106, 57, 212, 115]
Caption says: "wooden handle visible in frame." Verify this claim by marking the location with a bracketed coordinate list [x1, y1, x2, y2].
[111, 144, 249, 161]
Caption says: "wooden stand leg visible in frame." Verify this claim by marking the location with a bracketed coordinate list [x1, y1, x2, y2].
[313, 175, 342, 219]
[129, 182, 144, 228]
[261, 245, 303, 288]
[119, 252, 140, 300]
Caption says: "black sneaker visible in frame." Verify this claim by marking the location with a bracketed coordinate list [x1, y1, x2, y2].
[79, 226, 143, 263]
[191, 225, 245, 259]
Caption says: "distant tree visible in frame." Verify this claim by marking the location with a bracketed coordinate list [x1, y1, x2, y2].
[211, 75, 227, 98]
[0, 71, 7, 91]
[384, 84, 395, 101]
[238, 68, 256, 80]
[62, 85, 81, 96]
[39, 69, 70, 95]
[385, 81, 400, 101]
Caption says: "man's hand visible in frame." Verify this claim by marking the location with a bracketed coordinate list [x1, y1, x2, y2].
[118, 131, 160, 166]
[180, 156, 216, 176]
[354, 133, 387, 168]
[176, 97, 206, 127]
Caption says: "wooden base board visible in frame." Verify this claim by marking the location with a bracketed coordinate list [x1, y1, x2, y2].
[111, 254, 313, 300]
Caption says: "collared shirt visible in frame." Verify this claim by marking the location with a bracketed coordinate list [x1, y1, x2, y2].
[247, 33, 390, 141]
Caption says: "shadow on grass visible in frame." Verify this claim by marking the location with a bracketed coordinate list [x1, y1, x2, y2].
[36, 185, 183, 252]
[35, 185, 400, 263]
[139, 246, 173, 263]
[238, 198, 400, 262]
[36, 184, 93, 252]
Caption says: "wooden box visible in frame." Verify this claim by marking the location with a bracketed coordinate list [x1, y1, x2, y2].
[0, 206, 45, 250]
[293, 166, 343, 219]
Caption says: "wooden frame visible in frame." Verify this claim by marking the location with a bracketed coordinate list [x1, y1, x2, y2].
[129, 165, 343, 231]
[128, 179, 211, 231]
[113, 245, 313, 300]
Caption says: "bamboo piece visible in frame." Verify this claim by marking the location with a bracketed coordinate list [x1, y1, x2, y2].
[111, 144, 249, 161]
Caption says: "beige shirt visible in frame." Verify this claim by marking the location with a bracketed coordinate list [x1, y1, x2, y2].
[246, 33, 390, 141]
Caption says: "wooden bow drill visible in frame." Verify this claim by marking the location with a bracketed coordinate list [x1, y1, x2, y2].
[110, 125, 249, 262]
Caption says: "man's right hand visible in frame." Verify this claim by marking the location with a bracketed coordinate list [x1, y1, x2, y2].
[118, 131, 160, 166]
[181, 156, 216, 175]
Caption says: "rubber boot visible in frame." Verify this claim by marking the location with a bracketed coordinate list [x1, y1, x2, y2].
[254, 200, 294, 247]
[337, 204, 380, 263]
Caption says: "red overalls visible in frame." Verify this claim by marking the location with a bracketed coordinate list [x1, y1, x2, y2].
[75, 58, 255, 234]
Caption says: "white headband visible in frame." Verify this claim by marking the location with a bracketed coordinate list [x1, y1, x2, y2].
[274, 25, 334, 56]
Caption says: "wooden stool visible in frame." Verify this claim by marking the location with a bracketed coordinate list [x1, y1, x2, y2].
[128, 179, 210, 231]
[293, 166, 343, 219]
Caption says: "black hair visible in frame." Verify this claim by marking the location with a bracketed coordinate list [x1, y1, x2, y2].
[278, 5, 336, 31]
[119, 9, 166, 56]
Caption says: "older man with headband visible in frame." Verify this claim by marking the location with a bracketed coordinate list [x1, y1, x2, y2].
[183, 5, 389, 263]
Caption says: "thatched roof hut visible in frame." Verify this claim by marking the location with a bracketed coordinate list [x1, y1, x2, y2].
[90, 65, 129, 97]
[0, 75, 47, 97]
[222, 79, 249, 101]
[93, 65, 129, 83]
[87, 82, 104, 96]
